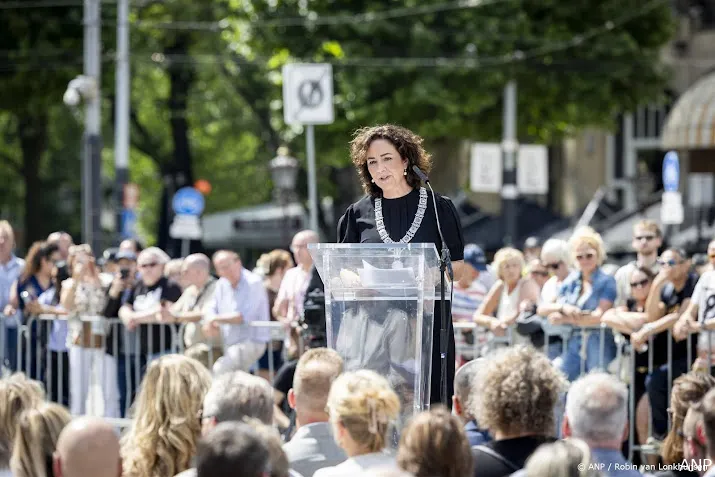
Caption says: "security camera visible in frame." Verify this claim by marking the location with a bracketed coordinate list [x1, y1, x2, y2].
[63, 87, 81, 107]
[63, 75, 98, 107]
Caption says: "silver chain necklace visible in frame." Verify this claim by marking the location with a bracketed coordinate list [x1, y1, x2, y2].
[374, 187, 428, 244]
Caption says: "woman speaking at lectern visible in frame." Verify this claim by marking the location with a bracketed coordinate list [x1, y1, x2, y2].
[337, 124, 465, 406]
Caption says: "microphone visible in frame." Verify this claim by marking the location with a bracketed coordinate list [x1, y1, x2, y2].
[412, 165, 430, 183]
[412, 165, 452, 280]
[412, 164, 453, 407]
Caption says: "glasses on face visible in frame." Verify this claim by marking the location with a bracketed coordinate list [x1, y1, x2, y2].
[630, 278, 650, 289]
[531, 270, 549, 277]
[544, 262, 561, 270]
[138, 262, 159, 269]
[634, 235, 656, 242]
[659, 259, 683, 268]
[576, 253, 595, 261]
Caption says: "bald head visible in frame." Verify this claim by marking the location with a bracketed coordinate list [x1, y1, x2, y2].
[294, 230, 319, 244]
[54, 417, 121, 477]
[181, 254, 211, 288]
[291, 230, 319, 269]
[184, 253, 211, 271]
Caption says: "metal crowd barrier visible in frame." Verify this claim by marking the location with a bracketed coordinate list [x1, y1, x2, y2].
[4, 311, 709, 464]
[1, 314, 291, 421]
[455, 320, 715, 464]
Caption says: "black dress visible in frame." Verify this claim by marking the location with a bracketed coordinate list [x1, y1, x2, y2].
[337, 187, 465, 406]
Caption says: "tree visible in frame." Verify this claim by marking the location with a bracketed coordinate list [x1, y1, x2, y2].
[0, 4, 86, 246]
[223, 0, 675, 192]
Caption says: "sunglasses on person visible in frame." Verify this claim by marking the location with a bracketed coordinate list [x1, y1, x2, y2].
[634, 235, 656, 242]
[630, 278, 650, 289]
[575, 253, 595, 261]
[659, 259, 683, 267]
[138, 262, 160, 269]
[544, 261, 562, 270]
[530, 270, 549, 277]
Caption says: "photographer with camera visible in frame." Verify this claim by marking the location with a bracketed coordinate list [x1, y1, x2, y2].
[102, 249, 139, 417]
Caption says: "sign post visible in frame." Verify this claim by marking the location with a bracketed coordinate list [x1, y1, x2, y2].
[661, 151, 684, 226]
[169, 187, 205, 257]
[282, 63, 334, 234]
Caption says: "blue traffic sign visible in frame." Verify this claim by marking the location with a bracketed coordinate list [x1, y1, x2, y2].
[172, 187, 205, 216]
[662, 151, 680, 193]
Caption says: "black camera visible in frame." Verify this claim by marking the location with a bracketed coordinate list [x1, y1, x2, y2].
[120, 268, 130, 279]
[56, 261, 70, 283]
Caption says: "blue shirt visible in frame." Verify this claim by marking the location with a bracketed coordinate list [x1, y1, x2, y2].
[0, 255, 24, 328]
[38, 288, 68, 352]
[557, 267, 617, 312]
[206, 268, 271, 346]
[589, 448, 642, 477]
[464, 420, 490, 447]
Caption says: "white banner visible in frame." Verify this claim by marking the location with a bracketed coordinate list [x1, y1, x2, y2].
[470, 143, 502, 193]
[517, 144, 549, 194]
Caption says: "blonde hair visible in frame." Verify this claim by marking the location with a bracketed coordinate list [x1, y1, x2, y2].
[164, 258, 183, 278]
[525, 438, 600, 477]
[661, 372, 715, 464]
[327, 370, 400, 453]
[633, 219, 661, 238]
[492, 247, 525, 280]
[256, 250, 294, 277]
[473, 345, 567, 436]
[121, 355, 212, 477]
[0, 374, 45, 466]
[294, 348, 344, 414]
[568, 227, 607, 266]
[397, 406, 474, 477]
[10, 402, 71, 477]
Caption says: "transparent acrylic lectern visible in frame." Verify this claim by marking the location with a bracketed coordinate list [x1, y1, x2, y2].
[308, 243, 441, 420]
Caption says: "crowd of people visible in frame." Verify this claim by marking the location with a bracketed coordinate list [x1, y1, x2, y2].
[454, 218, 715, 461]
[4, 122, 715, 477]
[5, 341, 715, 477]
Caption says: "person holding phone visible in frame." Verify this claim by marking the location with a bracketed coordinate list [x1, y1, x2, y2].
[61, 244, 119, 417]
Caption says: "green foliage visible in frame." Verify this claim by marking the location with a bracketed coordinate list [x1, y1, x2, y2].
[0, 0, 676, 246]
[227, 0, 674, 147]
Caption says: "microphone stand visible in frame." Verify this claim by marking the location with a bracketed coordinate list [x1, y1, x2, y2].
[413, 166, 453, 407]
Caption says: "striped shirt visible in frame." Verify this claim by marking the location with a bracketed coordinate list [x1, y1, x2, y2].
[452, 280, 489, 322]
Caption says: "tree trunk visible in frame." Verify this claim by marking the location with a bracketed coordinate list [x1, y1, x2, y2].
[157, 36, 196, 255]
[17, 113, 48, 248]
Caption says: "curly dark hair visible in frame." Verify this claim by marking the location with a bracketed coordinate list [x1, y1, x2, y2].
[474, 345, 567, 437]
[349, 124, 432, 197]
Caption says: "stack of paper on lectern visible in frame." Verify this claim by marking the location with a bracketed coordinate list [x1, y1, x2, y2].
[357, 260, 416, 288]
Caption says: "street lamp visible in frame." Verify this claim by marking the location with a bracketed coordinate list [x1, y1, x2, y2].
[64, 73, 102, 253]
[270, 147, 299, 197]
[270, 147, 299, 246]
